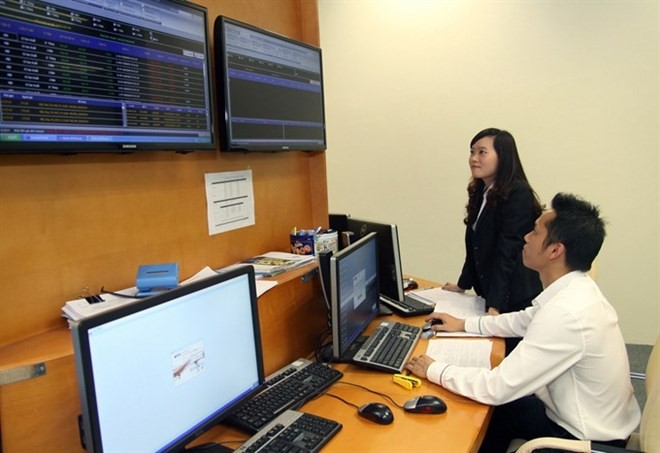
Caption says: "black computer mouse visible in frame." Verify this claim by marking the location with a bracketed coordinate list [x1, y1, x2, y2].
[403, 395, 447, 414]
[358, 402, 394, 425]
[422, 318, 443, 331]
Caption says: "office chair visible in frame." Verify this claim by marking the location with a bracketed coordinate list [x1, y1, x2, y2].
[514, 335, 660, 453]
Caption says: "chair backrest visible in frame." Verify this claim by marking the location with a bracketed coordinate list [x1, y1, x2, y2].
[639, 335, 660, 452]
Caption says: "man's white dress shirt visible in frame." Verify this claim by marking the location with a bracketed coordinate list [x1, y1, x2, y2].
[427, 271, 641, 441]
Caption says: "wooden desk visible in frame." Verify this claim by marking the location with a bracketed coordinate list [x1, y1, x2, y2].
[0, 271, 502, 452]
[199, 277, 505, 453]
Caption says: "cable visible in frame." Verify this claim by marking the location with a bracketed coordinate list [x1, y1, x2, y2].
[323, 381, 404, 410]
[315, 328, 334, 364]
[337, 381, 405, 409]
[317, 252, 332, 312]
[316, 251, 334, 328]
[100, 287, 143, 299]
[322, 392, 360, 410]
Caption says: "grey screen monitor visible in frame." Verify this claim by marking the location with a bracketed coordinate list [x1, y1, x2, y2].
[330, 232, 380, 361]
[343, 217, 406, 304]
[72, 266, 263, 452]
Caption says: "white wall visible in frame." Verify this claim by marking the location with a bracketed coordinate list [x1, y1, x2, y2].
[318, 0, 659, 344]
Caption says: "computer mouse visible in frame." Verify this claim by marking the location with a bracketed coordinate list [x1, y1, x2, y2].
[403, 278, 418, 291]
[422, 319, 443, 331]
[358, 402, 394, 425]
[403, 395, 447, 414]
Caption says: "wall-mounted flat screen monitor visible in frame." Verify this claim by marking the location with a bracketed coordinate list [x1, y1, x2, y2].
[0, 0, 216, 154]
[72, 266, 262, 452]
[330, 232, 380, 361]
[214, 16, 326, 152]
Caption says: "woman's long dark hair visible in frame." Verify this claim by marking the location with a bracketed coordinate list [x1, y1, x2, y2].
[464, 128, 542, 225]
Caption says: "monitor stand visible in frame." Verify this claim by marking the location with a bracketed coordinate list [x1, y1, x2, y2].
[378, 304, 393, 316]
[334, 335, 369, 363]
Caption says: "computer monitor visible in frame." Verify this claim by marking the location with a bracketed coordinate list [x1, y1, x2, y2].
[72, 266, 263, 452]
[214, 16, 326, 152]
[330, 232, 380, 361]
[343, 217, 406, 304]
[1, 0, 216, 153]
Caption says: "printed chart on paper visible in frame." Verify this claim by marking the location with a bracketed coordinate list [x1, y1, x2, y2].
[205, 170, 255, 235]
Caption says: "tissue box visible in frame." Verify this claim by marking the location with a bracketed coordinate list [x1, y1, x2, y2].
[290, 229, 338, 255]
[314, 230, 338, 255]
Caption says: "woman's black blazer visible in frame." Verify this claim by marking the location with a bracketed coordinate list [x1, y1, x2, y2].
[457, 179, 542, 313]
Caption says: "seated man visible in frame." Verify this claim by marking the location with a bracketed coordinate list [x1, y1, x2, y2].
[406, 193, 641, 452]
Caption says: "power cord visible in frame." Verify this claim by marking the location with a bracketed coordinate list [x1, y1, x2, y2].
[100, 287, 141, 299]
[315, 328, 334, 364]
[80, 286, 147, 304]
[336, 381, 405, 409]
[320, 381, 405, 411]
[322, 392, 359, 409]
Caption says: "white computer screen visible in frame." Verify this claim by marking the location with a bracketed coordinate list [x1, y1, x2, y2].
[74, 269, 261, 452]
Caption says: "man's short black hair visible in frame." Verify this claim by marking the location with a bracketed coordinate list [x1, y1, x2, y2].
[544, 193, 606, 272]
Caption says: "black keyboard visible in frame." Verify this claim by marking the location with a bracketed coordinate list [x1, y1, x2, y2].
[227, 358, 342, 434]
[352, 320, 421, 373]
[380, 294, 434, 317]
[235, 410, 341, 453]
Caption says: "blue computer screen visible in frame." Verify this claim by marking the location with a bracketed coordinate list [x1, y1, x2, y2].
[330, 232, 379, 359]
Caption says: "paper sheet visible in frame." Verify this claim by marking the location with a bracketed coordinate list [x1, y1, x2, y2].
[205, 170, 255, 235]
[409, 288, 489, 337]
[426, 339, 493, 369]
[62, 267, 219, 322]
[216, 263, 279, 296]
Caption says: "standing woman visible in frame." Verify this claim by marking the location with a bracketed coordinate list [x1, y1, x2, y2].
[443, 128, 543, 353]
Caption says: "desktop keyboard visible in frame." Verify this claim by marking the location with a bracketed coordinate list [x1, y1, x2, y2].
[380, 294, 434, 317]
[352, 320, 421, 373]
[235, 410, 341, 453]
[226, 358, 343, 434]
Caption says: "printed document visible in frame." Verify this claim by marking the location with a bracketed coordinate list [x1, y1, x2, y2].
[426, 339, 493, 369]
[205, 170, 255, 235]
[409, 288, 488, 337]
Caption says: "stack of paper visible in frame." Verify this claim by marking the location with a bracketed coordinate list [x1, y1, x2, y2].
[61, 288, 139, 324]
[408, 287, 488, 337]
[410, 289, 493, 368]
[241, 251, 315, 277]
[61, 267, 219, 325]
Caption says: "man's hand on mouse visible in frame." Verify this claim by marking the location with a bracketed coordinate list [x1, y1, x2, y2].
[425, 313, 466, 333]
[405, 354, 435, 378]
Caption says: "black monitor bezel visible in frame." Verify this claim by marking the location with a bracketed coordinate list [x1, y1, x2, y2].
[72, 266, 264, 452]
[214, 16, 327, 153]
[330, 232, 380, 360]
[344, 217, 406, 304]
[0, 0, 216, 154]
